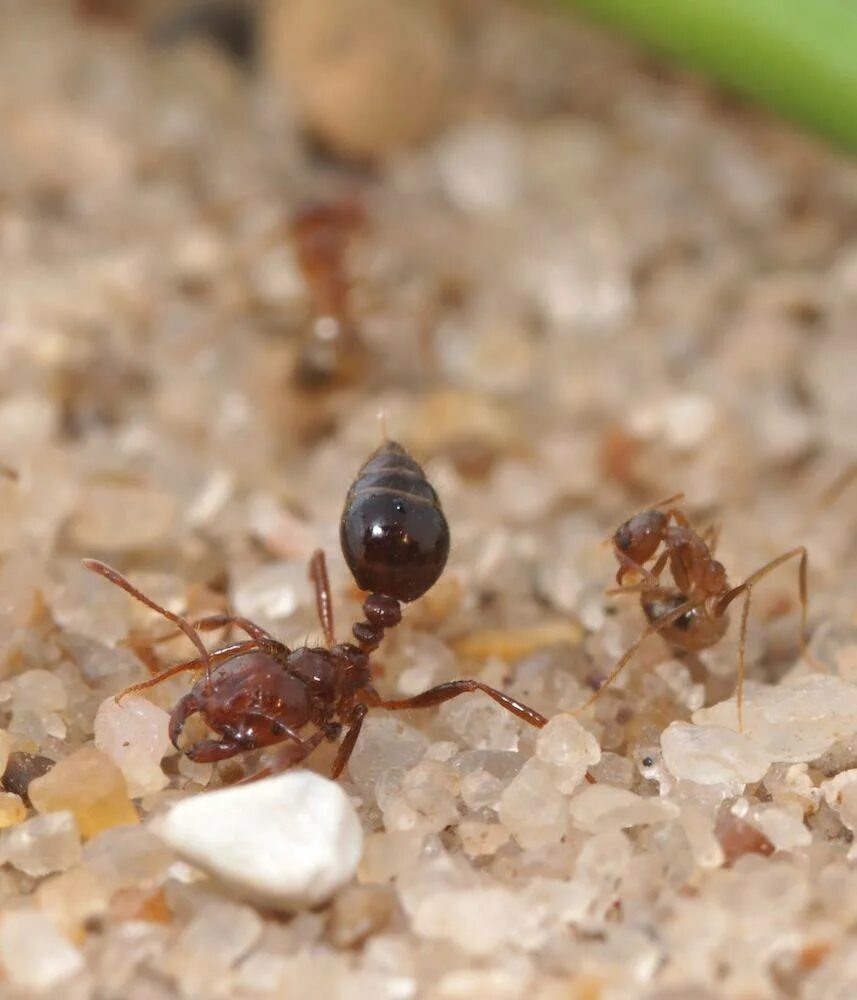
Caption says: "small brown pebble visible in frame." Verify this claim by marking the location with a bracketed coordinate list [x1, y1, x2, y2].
[110, 887, 172, 925]
[2, 752, 56, 805]
[326, 884, 394, 948]
[715, 810, 775, 864]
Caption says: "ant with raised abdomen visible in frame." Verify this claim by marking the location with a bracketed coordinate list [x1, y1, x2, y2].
[84, 440, 548, 780]
[577, 493, 813, 729]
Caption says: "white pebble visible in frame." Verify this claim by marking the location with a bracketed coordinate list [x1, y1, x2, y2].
[661, 721, 772, 794]
[0, 910, 84, 991]
[0, 811, 82, 877]
[568, 785, 679, 834]
[694, 676, 857, 763]
[94, 695, 172, 797]
[154, 770, 363, 911]
[536, 714, 601, 793]
[749, 804, 811, 851]
[498, 759, 568, 849]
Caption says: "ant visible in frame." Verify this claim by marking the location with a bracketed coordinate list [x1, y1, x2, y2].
[577, 493, 812, 729]
[83, 441, 547, 780]
[290, 197, 368, 391]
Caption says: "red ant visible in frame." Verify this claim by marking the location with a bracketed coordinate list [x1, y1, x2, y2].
[578, 493, 813, 729]
[84, 441, 547, 780]
[290, 197, 368, 390]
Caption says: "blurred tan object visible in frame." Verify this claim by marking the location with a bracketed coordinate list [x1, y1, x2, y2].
[262, 0, 455, 160]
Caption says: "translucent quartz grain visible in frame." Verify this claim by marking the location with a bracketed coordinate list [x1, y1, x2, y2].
[0, 791, 26, 828]
[0, 810, 82, 877]
[29, 747, 139, 838]
[0, 910, 84, 991]
[94, 695, 171, 797]
[535, 713, 601, 793]
[499, 758, 569, 849]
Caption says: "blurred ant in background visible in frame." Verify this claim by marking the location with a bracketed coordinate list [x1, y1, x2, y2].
[290, 196, 369, 391]
[578, 493, 813, 729]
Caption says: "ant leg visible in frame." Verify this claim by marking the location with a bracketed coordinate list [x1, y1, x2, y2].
[239, 728, 334, 784]
[614, 550, 662, 588]
[115, 641, 259, 702]
[609, 551, 669, 595]
[735, 589, 752, 732]
[331, 703, 368, 778]
[652, 492, 686, 509]
[715, 545, 821, 718]
[183, 737, 247, 763]
[701, 522, 722, 553]
[575, 597, 702, 715]
[377, 681, 547, 729]
[308, 549, 335, 647]
[715, 546, 815, 666]
[83, 559, 214, 689]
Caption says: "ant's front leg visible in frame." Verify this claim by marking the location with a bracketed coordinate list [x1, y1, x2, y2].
[611, 549, 669, 593]
[241, 726, 341, 784]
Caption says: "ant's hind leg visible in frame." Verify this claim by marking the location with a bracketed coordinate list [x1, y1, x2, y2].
[378, 681, 547, 729]
[715, 545, 819, 671]
[576, 597, 702, 715]
[309, 549, 336, 647]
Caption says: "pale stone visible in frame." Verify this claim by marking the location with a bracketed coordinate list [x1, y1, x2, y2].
[457, 819, 511, 858]
[0, 728, 10, 777]
[661, 721, 773, 794]
[0, 811, 82, 877]
[347, 716, 429, 803]
[29, 747, 139, 838]
[499, 758, 568, 849]
[264, 0, 452, 160]
[535, 713, 601, 793]
[358, 830, 424, 883]
[0, 910, 84, 991]
[69, 482, 176, 550]
[822, 769, 857, 838]
[749, 804, 811, 851]
[230, 560, 302, 623]
[569, 785, 679, 834]
[0, 791, 26, 829]
[154, 770, 363, 910]
[694, 676, 857, 762]
[161, 900, 263, 998]
[94, 694, 171, 797]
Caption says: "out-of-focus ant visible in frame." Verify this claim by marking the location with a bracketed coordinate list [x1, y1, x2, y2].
[579, 493, 813, 728]
[84, 441, 547, 780]
[290, 197, 368, 391]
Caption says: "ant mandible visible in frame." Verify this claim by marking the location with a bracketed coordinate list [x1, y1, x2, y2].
[577, 493, 812, 729]
[83, 440, 547, 780]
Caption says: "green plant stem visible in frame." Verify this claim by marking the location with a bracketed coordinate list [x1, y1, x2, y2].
[561, 0, 857, 150]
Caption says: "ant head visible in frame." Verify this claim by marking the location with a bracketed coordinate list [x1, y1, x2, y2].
[704, 559, 729, 594]
[613, 509, 668, 562]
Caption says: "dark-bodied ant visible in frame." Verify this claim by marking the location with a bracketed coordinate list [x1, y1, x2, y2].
[578, 493, 813, 729]
[84, 441, 547, 780]
[290, 197, 368, 391]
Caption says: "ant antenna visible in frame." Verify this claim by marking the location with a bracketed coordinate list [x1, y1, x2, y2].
[81, 559, 214, 690]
